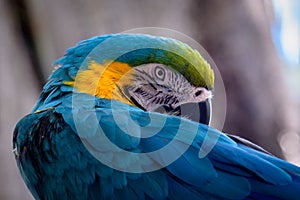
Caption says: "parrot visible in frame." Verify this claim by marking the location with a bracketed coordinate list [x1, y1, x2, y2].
[13, 33, 300, 200]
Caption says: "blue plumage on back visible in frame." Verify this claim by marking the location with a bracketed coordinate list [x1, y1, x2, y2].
[14, 34, 300, 199]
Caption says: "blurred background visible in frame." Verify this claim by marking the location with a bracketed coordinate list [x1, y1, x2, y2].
[0, 0, 299, 199]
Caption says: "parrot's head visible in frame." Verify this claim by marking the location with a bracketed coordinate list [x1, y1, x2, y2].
[127, 63, 212, 112]
[43, 34, 214, 124]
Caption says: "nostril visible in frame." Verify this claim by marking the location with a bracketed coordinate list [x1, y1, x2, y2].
[195, 90, 202, 97]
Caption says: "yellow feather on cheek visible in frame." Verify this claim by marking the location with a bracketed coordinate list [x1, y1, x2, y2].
[64, 61, 134, 105]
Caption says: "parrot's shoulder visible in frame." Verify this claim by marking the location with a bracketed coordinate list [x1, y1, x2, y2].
[13, 105, 170, 200]
[13, 109, 95, 199]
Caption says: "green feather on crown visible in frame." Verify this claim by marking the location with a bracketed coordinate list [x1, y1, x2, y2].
[113, 34, 215, 89]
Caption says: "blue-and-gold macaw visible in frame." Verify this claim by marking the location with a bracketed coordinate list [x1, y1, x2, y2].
[14, 34, 300, 199]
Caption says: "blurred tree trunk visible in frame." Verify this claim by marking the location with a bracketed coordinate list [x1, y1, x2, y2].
[0, 1, 38, 199]
[191, 0, 299, 158]
[26, 0, 193, 77]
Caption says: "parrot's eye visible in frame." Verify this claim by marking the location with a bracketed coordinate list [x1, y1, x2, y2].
[154, 66, 166, 80]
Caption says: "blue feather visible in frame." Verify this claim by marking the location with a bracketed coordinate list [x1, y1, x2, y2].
[15, 93, 300, 199]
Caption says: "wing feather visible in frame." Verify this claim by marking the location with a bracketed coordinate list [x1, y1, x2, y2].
[14, 95, 300, 199]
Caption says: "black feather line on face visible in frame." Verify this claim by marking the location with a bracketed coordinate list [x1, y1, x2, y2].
[126, 80, 180, 111]
[129, 96, 146, 110]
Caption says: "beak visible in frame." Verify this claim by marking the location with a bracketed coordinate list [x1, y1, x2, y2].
[200, 98, 212, 125]
[155, 98, 212, 125]
[176, 98, 212, 125]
